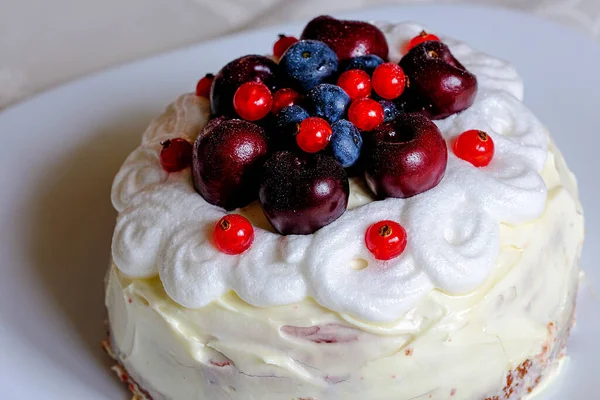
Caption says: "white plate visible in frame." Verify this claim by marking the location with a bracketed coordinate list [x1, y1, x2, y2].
[0, 4, 598, 399]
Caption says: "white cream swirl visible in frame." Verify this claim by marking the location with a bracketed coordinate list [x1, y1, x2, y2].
[110, 23, 548, 322]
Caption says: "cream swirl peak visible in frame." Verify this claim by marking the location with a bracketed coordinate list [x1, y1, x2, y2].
[110, 23, 548, 322]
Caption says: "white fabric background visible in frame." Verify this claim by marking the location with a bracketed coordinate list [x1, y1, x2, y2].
[1, 0, 599, 110]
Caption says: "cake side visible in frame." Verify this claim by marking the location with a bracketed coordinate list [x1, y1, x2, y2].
[105, 140, 583, 400]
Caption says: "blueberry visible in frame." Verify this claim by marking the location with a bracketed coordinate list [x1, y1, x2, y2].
[379, 100, 400, 123]
[276, 105, 309, 129]
[273, 105, 310, 149]
[330, 120, 362, 168]
[340, 55, 384, 74]
[304, 83, 350, 124]
[279, 40, 338, 92]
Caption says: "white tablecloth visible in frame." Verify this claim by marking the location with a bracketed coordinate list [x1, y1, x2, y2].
[1, 0, 599, 110]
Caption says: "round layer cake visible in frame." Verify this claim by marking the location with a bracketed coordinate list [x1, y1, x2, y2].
[105, 18, 585, 400]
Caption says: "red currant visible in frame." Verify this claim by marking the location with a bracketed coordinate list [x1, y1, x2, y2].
[233, 82, 273, 121]
[365, 220, 407, 260]
[159, 138, 193, 172]
[405, 30, 441, 53]
[453, 129, 495, 167]
[273, 34, 299, 58]
[336, 69, 372, 101]
[348, 98, 384, 131]
[271, 88, 300, 115]
[296, 117, 332, 153]
[195, 73, 214, 98]
[372, 63, 406, 100]
[213, 214, 254, 255]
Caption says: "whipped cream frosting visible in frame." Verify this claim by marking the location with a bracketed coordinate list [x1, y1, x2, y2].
[105, 140, 584, 400]
[111, 23, 548, 322]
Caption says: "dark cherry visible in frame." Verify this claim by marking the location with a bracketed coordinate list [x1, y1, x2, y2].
[364, 113, 447, 198]
[399, 41, 477, 120]
[210, 55, 281, 117]
[259, 151, 349, 235]
[300, 15, 389, 61]
[193, 117, 269, 210]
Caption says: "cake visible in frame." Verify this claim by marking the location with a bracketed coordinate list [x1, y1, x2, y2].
[104, 16, 585, 400]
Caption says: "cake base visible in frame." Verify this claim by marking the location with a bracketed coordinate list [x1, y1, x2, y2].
[101, 334, 155, 400]
[103, 304, 576, 400]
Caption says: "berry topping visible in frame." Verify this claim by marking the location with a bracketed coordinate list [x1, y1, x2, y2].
[271, 88, 300, 115]
[195, 73, 214, 98]
[365, 220, 407, 260]
[211, 55, 281, 116]
[304, 83, 350, 123]
[348, 98, 384, 131]
[379, 100, 400, 123]
[274, 105, 310, 149]
[399, 41, 477, 120]
[372, 63, 406, 100]
[341, 54, 384, 74]
[406, 30, 440, 53]
[330, 120, 362, 168]
[296, 117, 332, 153]
[259, 151, 349, 235]
[337, 69, 372, 101]
[233, 82, 273, 121]
[453, 130, 495, 167]
[301, 16, 389, 61]
[213, 214, 254, 255]
[160, 138, 193, 172]
[279, 40, 339, 92]
[192, 117, 269, 210]
[273, 34, 299, 58]
[365, 113, 447, 198]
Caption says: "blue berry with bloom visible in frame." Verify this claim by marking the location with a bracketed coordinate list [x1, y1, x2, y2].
[379, 100, 400, 123]
[279, 40, 338, 92]
[330, 119, 362, 167]
[276, 105, 309, 129]
[304, 83, 350, 124]
[273, 105, 310, 148]
[341, 54, 384, 74]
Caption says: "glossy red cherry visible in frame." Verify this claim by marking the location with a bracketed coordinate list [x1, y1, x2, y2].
[296, 117, 332, 153]
[399, 41, 477, 120]
[195, 73, 214, 98]
[453, 129, 495, 167]
[160, 138, 193, 172]
[365, 113, 447, 198]
[271, 88, 300, 115]
[213, 214, 254, 255]
[365, 220, 407, 260]
[273, 34, 299, 58]
[336, 69, 372, 100]
[259, 151, 349, 235]
[372, 63, 406, 100]
[233, 81, 273, 121]
[348, 98, 384, 131]
[405, 30, 440, 52]
[301, 16, 389, 61]
[192, 117, 269, 210]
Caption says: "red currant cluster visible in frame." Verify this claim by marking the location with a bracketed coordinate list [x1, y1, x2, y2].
[226, 62, 408, 153]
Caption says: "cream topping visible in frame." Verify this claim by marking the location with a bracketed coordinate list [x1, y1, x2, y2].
[106, 141, 583, 400]
[110, 23, 548, 321]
